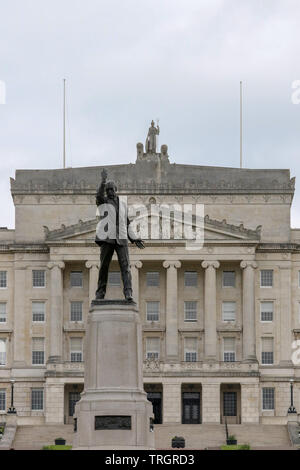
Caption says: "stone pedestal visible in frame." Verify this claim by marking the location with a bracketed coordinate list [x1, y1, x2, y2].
[73, 300, 154, 450]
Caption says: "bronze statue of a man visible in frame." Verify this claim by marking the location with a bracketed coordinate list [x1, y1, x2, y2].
[95, 169, 144, 301]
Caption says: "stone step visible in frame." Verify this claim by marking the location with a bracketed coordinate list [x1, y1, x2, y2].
[154, 424, 291, 449]
[12, 425, 74, 450]
[12, 423, 292, 450]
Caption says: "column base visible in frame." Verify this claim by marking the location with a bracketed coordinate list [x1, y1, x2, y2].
[242, 356, 258, 364]
[47, 355, 62, 364]
[204, 356, 217, 363]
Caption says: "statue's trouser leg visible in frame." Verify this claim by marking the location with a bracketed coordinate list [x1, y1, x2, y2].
[115, 243, 132, 297]
[96, 243, 115, 297]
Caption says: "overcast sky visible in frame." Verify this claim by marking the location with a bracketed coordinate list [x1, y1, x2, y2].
[1, 0, 300, 229]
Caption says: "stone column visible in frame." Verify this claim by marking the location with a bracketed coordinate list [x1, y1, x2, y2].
[162, 382, 181, 423]
[47, 261, 65, 363]
[240, 261, 257, 362]
[13, 267, 28, 366]
[45, 380, 65, 424]
[163, 260, 181, 361]
[241, 383, 260, 423]
[279, 266, 292, 365]
[201, 261, 220, 361]
[130, 261, 142, 308]
[202, 383, 220, 423]
[85, 261, 99, 305]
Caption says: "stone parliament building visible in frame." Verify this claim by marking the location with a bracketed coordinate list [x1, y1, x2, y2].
[0, 129, 300, 429]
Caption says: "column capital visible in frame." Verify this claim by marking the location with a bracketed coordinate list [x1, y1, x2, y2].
[240, 260, 257, 270]
[201, 260, 220, 269]
[47, 261, 65, 270]
[163, 260, 181, 269]
[85, 261, 99, 269]
[130, 260, 143, 269]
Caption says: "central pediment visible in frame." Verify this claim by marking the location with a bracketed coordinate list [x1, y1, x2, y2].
[43, 215, 261, 244]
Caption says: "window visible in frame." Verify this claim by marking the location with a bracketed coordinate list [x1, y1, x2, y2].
[223, 337, 236, 362]
[260, 302, 273, 322]
[32, 338, 45, 365]
[184, 301, 197, 322]
[146, 337, 160, 360]
[146, 302, 160, 322]
[31, 388, 43, 410]
[70, 301, 83, 322]
[184, 271, 197, 287]
[0, 339, 6, 365]
[222, 302, 236, 322]
[32, 302, 45, 322]
[108, 271, 121, 286]
[146, 272, 160, 287]
[0, 303, 6, 323]
[222, 271, 235, 287]
[262, 387, 275, 410]
[0, 271, 7, 288]
[70, 271, 83, 287]
[260, 270, 273, 287]
[184, 337, 197, 362]
[0, 389, 6, 411]
[32, 270, 45, 287]
[70, 337, 83, 362]
[261, 337, 274, 364]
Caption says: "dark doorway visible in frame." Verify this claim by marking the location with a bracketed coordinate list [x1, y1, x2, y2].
[182, 392, 201, 424]
[69, 391, 81, 417]
[147, 392, 162, 424]
[223, 391, 237, 417]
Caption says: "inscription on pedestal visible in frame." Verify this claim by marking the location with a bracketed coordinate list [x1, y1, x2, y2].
[95, 415, 132, 430]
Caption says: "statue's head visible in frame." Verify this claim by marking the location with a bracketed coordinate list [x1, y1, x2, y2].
[151, 120, 155, 127]
[161, 144, 168, 156]
[106, 180, 117, 199]
[136, 142, 144, 155]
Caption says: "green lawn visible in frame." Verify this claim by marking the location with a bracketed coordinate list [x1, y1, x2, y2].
[221, 444, 251, 450]
[42, 445, 72, 450]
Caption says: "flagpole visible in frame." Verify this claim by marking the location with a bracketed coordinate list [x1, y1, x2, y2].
[63, 78, 66, 169]
[240, 81, 242, 168]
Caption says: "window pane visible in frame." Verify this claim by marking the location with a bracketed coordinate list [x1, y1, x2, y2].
[184, 337, 197, 362]
[108, 271, 121, 286]
[222, 302, 236, 321]
[70, 337, 83, 362]
[0, 271, 7, 288]
[32, 270, 45, 287]
[70, 302, 83, 322]
[70, 271, 83, 287]
[0, 390, 6, 410]
[146, 302, 159, 321]
[262, 388, 274, 410]
[223, 271, 235, 287]
[32, 302, 45, 322]
[224, 337, 235, 362]
[0, 339, 6, 365]
[0, 303, 6, 322]
[261, 270, 273, 287]
[31, 389, 43, 410]
[146, 337, 160, 359]
[184, 272, 197, 287]
[32, 338, 44, 365]
[184, 301, 197, 321]
[262, 337, 273, 364]
[260, 302, 273, 322]
[146, 272, 160, 287]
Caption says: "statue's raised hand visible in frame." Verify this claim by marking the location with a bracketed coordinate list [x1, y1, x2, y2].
[101, 168, 108, 182]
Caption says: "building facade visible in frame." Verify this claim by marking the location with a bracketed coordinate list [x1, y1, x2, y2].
[0, 136, 300, 427]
